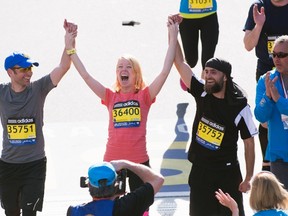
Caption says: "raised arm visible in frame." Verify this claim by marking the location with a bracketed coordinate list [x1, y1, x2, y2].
[49, 20, 76, 86]
[65, 23, 106, 100]
[169, 15, 193, 90]
[148, 18, 179, 100]
[243, 4, 265, 51]
[174, 38, 194, 89]
[111, 160, 164, 194]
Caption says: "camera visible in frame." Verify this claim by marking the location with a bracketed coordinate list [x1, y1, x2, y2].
[80, 169, 127, 195]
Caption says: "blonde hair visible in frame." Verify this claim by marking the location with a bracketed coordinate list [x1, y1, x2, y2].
[249, 171, 288, 211]
[114, 54, 146, 92]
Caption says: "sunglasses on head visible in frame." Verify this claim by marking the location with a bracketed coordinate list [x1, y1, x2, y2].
[272, 52, 288, 59]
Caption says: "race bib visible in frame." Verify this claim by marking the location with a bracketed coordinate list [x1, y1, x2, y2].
[188, 0, 213, 12]
[112, 100, 141, 128]
[267, 35, 278, 55]
[7, 118, 36, 145]
[196, 117, 225, 150]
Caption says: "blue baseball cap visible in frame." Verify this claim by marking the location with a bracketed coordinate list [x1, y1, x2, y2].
[88, 162, 117, 188]
[4, 52, 39, 70]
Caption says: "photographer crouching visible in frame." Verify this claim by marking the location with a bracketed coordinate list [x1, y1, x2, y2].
[66, 160, 164, 216]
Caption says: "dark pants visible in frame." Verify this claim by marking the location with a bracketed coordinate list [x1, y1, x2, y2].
[189, 163, 244, 216]
[256, 68, 271, 170]
[127, 160, 150, 191]
[271, 160, 288, 190]
[258, 124, 270, 167]
[179, 13, 219, 69]
[0, 158, 46, 216]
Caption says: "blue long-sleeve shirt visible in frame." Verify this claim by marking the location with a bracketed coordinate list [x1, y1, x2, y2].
[254, 69, 288, 162]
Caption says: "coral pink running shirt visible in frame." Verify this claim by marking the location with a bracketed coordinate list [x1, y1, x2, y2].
[102, 87, 155, 163]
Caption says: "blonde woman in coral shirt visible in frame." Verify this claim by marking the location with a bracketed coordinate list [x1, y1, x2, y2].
[65, 17, 179, 215]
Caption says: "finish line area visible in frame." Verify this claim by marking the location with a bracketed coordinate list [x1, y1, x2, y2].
[36, 102, 259, 215]
[38, 103, 193, 215]
[0, 97, 261, 215]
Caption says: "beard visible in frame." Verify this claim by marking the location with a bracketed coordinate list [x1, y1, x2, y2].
[204, 80, 224, 94]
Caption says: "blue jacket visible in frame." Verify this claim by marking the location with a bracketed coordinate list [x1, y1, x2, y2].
[68, 200, 114, 216]
[255, 69, 288, 162]
[254, 209, 288, 216]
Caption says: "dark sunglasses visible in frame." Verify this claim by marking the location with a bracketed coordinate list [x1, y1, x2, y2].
[12, 66, 33, 73]
[272, 52, 288, 59]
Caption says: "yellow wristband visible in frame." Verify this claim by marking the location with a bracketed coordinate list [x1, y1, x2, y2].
[66, 48, 76, 55]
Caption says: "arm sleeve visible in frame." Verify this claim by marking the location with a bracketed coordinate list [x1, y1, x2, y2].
[113, 183, 154, 216]
[254, 74, 274, 123]
[238, 105, 258, 139]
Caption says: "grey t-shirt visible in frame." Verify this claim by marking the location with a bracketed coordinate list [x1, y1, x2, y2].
[0, 74, 55, 163]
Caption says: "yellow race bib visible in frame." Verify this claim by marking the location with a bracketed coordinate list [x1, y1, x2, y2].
[189, 0, 213, 10]
[113, 100, 141, 128]
[196, 117, 225, 150]
[7, 118, 36, 145]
